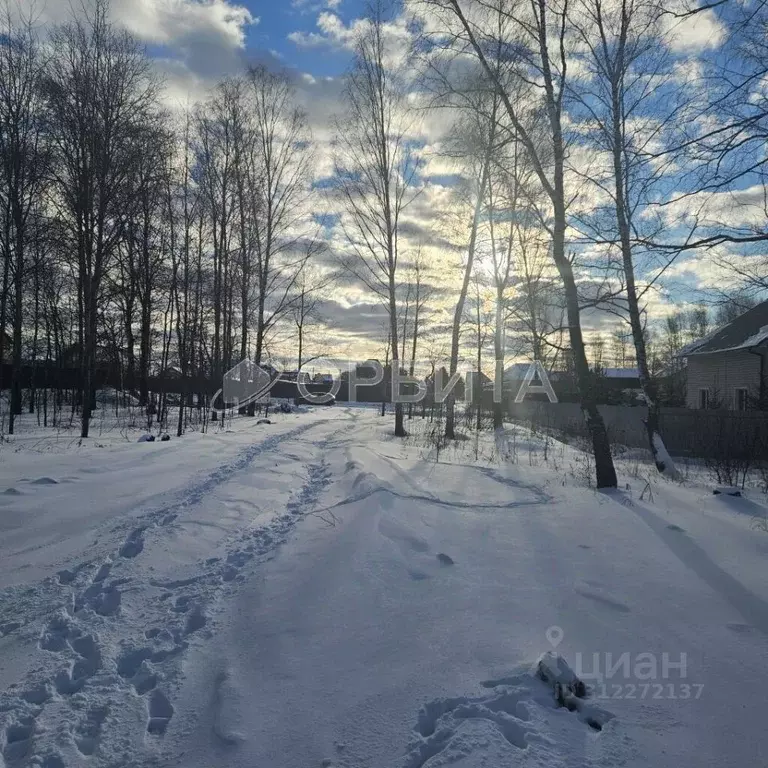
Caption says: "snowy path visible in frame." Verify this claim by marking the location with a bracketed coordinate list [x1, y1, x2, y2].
[0, 409, 351, 768]
[157, 412, 767, 768]
[2, 408, 768, 768]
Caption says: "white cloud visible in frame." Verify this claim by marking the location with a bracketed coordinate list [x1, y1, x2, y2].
[662, 6, 725, 52]
[16, 0, 255, 50]
[115, 0, 254, 49]
[291, 0, 343, 13]
[288, 12, 359, 49]
[662, 185, 768, 231]
[153, 57, 207, 107]
[288, 10, 410, 61]
[664, 247, 755, 293]
[15, 0, 255, 83]
[115, 0, 255, 79]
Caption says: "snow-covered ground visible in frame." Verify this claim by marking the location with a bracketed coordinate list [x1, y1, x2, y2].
[1, 406, 767, 768]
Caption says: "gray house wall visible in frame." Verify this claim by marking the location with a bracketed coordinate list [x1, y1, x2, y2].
[685, 350, 765, 409]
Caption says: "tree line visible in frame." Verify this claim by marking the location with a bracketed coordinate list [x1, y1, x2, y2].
[332, 0, 768, 487]
[0, 1, 326, 438]
[2, 0, 766, 489]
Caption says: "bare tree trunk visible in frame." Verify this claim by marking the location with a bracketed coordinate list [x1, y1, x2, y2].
[0, 240, 9, 400]
[138, 302, 151, 407]
[604, 11, 678, 477]
[29, 257, 40, 413]
[493, 285, 504, 429]
[389, 283, 405, 437]
[446, 150, 491, 440]
[81, 280, 97, 438]
[408, 280, 421, 420]
[475, 287, 483, 432]
[9, 229, 23, 430]
[297, 317, 304, 371]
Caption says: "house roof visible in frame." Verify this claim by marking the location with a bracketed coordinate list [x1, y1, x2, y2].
[601, 367, 641, 379]
[504, 363, 533, 378]
[682, 300, 768, 356]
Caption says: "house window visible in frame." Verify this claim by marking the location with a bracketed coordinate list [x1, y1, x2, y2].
[735, 388, 749, 411]
[698, 389, 710, 409]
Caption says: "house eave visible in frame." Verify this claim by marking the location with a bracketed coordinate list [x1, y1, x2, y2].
[686, 339, 768, 357]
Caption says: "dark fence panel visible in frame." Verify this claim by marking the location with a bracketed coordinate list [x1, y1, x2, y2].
[0, 363, 396, 403]
[657, 409, 768, 459]
[506, 400, 768, 459]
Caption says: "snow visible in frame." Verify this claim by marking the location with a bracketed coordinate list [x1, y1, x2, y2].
[732, 324, 768, 350]
[651, 431, 679, 478]
[682, 324, 768, 356]
[1, 407, 767, 768]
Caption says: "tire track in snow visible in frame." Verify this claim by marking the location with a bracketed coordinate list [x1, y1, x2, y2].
[0, 416, 342, 767]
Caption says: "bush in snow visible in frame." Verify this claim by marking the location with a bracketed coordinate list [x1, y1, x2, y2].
[698, 412, 765, 489]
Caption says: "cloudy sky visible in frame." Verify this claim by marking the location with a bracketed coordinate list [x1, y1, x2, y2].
[19, 0, 751, 365]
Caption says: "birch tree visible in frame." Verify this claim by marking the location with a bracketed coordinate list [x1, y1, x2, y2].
[334, 1, 421, 437]
[571, 0, 683, 475]
[247, 65, 315, 367]
[444, 93, 497, 439]
[419, 0, 618, 486]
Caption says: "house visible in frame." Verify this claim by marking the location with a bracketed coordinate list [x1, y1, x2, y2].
[682, 299, 768, 410]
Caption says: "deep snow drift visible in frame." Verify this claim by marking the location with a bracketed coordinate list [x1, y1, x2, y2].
[0, 406, 766, 768]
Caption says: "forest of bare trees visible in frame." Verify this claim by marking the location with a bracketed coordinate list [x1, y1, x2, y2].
[0, 1, 324, 438]
[2, 0, 768, 488]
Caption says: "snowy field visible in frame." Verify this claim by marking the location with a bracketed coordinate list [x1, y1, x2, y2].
[0, 405, 767, 768]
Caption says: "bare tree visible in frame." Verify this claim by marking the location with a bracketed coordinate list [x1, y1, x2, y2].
[291, 260, 334, 369]
[247, 65, 315, 367]
[571, 0, 689, 475]
[165, 109, 200, 435]
[507, 226, 565, 369]
[467, 269, 494, 429]
[195, 80, 238, 385]
[129, 121, 172, 407]
[444, 92, 498, 440]
[43, 0, 158, 437]
[485, 132, 541, 428]
[333, 1, 421, 437]
[715, 293, 756, 325]
[422, 0, 617, 485]
[405, 252, 432, 417]
[610, 325, 632, 368]
[0, 7, 46, 432]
